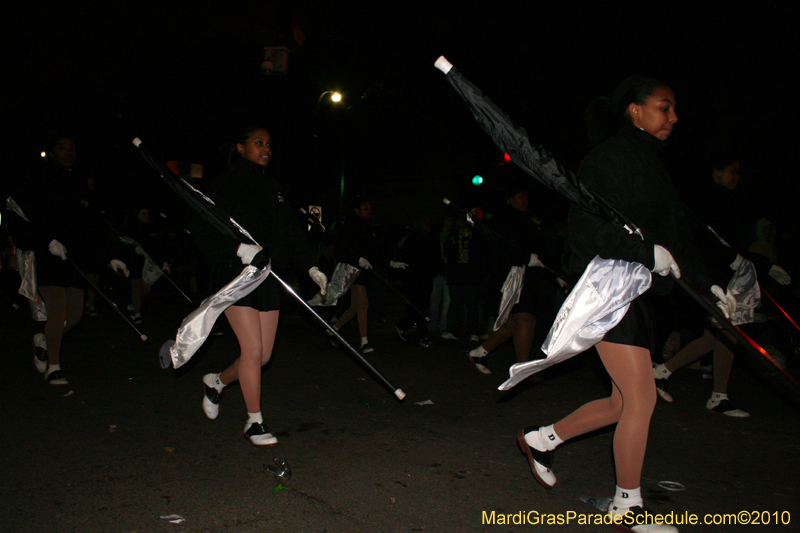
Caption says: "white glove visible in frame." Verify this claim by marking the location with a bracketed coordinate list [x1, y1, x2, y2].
[528, 254, 543, 268]
[769, 265, 792, 285]
[237, 243, 262, 265]
[109, 259, 130, 278]
[48, 239, 67, 260]
[162, 262, 171, 274]
[358, 257, 373, 270]
[729, 254, 744, 270]
[652, 245, 681, 278]
[390, 261, 408, 269]
[710, 285, 736, 319]
[309, 266, 328, 295]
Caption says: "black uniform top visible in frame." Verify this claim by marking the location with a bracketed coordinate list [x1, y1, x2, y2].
[11, 162, 111, 286]
[191, 157, 315, 274]
[568, 124, 715, 295]
[334, 214, 379, 268]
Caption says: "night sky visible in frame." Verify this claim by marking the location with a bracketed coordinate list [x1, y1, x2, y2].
[2, 2, 798, 226]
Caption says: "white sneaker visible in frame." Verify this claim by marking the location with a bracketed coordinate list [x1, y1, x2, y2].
[440, 332, 458, 340]
[244, 422, 278, 447]
[468, 353, 491, 375]
[202, 374, 222, 420]
[468, 334, 480, 343]
[706, 398, 750, 418]
[33, 333, 48, 374]
[517, 427, 556, 489]
[45, 369, 68, 386]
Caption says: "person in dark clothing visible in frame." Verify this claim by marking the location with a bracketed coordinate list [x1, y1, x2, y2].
[440, 215, 482, 341]
[652, 154, 792, 417]
[396, 214, 440, 347]
[327, 199, 405, 353]
[193, 125, 327, 447]
[122, 206, 170, 324]
[517, 77, 734, 532]
[13, 134, 128, 386]
[468, 188, 552, 374]
[329, 199, 379, 353]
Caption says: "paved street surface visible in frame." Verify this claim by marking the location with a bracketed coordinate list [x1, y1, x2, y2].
[2, 287, 799, 532]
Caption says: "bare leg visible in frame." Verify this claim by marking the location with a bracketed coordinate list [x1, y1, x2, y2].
[352, 285, 369, 338]
[131, 279, 144, 315]
[481, 322, 514, 353]
[63, 288, 84, 334]
[663, 327, 716, 374]
[38, 286, 84, 366]
[334, 285, 368, 331]
[711, 329, 735, 394]
[554, 341, 655, 489]
[511, 312, 536, 363]
[219, 306, 280, 414]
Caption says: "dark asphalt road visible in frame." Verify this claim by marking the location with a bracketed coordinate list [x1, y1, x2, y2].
[2, 287, 799, 533]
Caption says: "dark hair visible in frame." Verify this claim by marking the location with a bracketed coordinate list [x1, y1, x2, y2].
[44, 132, 77, 155]
[704, 150, 737, 175]
[227, 123, 269, 166]
[585, 76, 671, 147]
[351, 195, 371, 211]
[609, 75, 670, 126]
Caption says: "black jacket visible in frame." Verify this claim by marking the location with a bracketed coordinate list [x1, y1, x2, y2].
[568, 124, 715, 294]
[191, 158, 315, 273]
[334, 215, 379, 268]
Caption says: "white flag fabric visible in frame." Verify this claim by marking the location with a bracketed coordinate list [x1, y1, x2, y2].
[727, 258, 760, 326]
[168, 263, 270, 368]
[498, 256, 652, 391]
[307, 262, 360, 307]
[119, 236, 164, 286]
[17, 249, 47, 321]
[494, 265, 525, 331]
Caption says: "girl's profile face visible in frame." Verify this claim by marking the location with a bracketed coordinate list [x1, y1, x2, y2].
[629, 87, 678, 140]
[507, 191, 528, 212]
[53, 138, 76, 169]
[354, 202, 372, 220]
[714, 161, 740, 190]
[237, 129, 272, 166]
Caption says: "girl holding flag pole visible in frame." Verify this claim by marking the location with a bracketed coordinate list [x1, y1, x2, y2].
[191, 124, 327, 446]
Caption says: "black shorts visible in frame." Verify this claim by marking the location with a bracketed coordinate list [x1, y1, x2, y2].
[210, 261, 282, 312]
[601, 296, 653, 351]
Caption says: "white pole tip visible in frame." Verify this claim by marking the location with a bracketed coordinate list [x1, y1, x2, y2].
[395, 389, 406, 400]
[434, 56, 453, 74]
[140, 334, 148, 342]
[132, 137, 142, 147]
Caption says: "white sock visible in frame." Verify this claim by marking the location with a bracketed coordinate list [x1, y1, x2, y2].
[709, 392, 728, 405]
[361, 336, 368, 347]
[247, 411, 263, 425]
[611, 486, 643, 513]
[654, 363, 672, 379]
[470, 346, 488, 358]
[525, 424, 563, 452]
[210, 373, 225, 391]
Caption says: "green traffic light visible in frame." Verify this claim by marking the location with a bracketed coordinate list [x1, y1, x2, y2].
[472, 175, 484, 186]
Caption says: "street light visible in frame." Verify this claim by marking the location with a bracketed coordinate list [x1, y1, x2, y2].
[316, 90, 343, 112]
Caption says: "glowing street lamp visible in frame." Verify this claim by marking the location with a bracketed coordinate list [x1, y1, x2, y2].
[316, 90, 343, 111]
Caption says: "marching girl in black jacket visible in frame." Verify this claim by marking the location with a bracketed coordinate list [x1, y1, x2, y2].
[13, 135, 128, 386]
[192, 125, 327, 446]
[468, 187, 552, 374]
[517, 77, 733, 533]
[330, 199, 380, 354]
